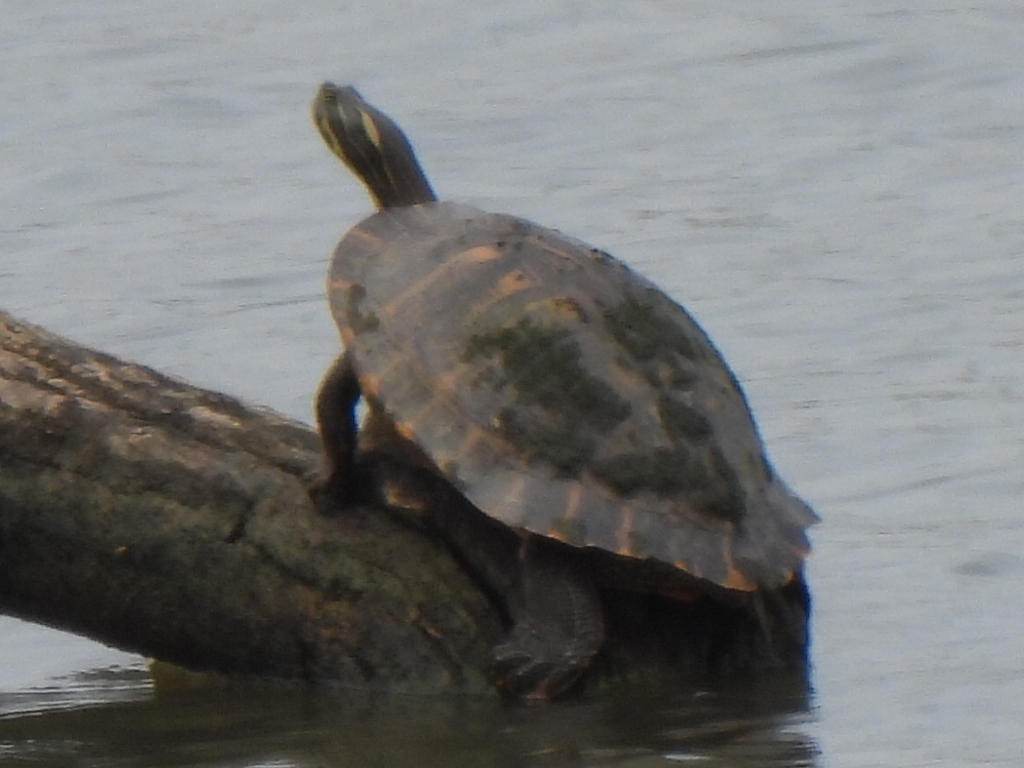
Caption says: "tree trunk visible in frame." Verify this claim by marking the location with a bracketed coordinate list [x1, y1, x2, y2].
[0, 309, 810, 696]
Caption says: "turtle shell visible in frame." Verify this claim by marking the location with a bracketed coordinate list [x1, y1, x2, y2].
[329, 200, 817, 591]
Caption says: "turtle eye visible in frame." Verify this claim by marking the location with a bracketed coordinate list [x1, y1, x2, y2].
[318, 83, 339, 105]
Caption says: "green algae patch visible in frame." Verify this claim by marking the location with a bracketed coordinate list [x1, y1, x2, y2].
[657, 395, 713, 443]
[341, 284, 381, 334]
[464, 317, 630, 432]
[590, 444, 745, 524]
[591, 448, 701, 497]
[495, 406, 596, 475]
[464, 317, 632, 474]
[602, 296, 701, 363]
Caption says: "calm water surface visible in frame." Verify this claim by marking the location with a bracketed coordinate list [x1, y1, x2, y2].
[2, 1, 1023, 766]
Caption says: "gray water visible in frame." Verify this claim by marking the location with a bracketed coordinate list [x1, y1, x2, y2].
[2, 1, 1023, 765]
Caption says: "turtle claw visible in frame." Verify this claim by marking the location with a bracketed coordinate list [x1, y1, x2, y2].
[306, 461, 370, 514]
[307, 473, 346, 514]
[490, 627, 590, 700]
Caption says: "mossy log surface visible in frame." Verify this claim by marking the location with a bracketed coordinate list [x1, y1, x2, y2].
[0, 309, 810, 696]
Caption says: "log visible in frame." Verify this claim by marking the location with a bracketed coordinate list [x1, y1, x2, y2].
[0, 309, 500, 693]
[0, 309, 810, 696]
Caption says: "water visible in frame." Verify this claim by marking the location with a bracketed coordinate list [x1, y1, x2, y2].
[2, 1, 1023, 765]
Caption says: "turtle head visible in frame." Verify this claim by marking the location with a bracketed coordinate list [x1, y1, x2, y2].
[312, 82, 437, 211]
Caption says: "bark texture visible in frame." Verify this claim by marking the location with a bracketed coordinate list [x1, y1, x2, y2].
[0, 310, 499, 693]
[0, 309, 810, 696]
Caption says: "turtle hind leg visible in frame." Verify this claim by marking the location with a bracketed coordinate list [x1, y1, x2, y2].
[491, 537, 605, 700]
[310, 351, 366, 511]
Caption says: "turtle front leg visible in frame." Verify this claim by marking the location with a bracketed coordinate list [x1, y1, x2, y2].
[311, 350, 363, 510]
[491, 537, 605, 700]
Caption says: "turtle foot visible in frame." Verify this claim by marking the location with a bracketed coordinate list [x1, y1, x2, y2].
[305, 461, 371, 515]
[489, 538, 605, 700]
[306, 472, 347, 515]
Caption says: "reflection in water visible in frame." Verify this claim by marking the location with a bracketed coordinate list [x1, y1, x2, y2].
[0, 667, 816, 768]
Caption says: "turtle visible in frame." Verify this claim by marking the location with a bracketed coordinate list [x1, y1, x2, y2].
[310, 82, 818, 698]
